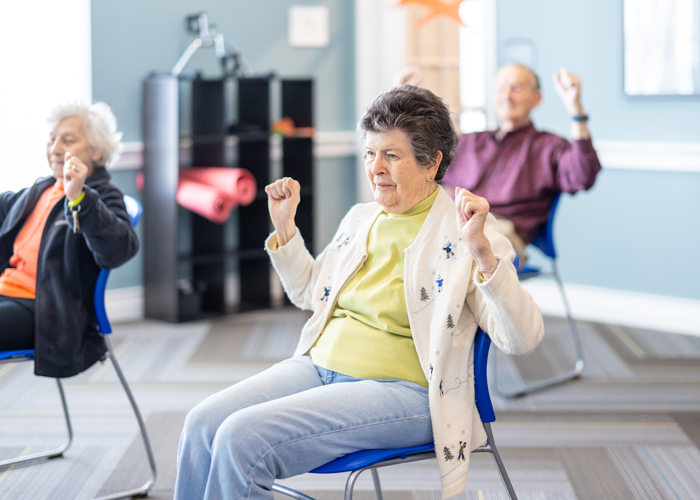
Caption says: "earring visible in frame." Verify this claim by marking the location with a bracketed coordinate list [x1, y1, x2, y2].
[427, 175, 434, 181]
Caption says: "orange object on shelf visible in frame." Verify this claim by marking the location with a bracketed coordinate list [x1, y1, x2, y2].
[272, 117, 314, 138]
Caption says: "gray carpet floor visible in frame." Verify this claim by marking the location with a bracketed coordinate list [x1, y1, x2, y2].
[1, 308, 699, 500]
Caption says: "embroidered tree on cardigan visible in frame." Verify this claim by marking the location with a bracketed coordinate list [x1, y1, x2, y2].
[443, 446, 454, 461]
[420, 287, 429, 301]
[446, 314, 455, 329]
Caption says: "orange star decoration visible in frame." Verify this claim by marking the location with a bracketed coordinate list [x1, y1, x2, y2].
[397, 0, 465, 30]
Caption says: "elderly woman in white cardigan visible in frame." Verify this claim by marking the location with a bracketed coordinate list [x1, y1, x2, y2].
[175, 85, 544, 500]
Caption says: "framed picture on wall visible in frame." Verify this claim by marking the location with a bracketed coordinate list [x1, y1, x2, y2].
[623, 0, 700, 96]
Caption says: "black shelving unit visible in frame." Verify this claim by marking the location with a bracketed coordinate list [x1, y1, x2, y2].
[143, 74, 314, 322]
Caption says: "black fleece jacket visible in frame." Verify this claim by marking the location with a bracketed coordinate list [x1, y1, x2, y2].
[0, 168, 139, 377]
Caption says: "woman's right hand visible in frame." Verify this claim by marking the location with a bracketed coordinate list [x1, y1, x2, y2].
[265, 177, 300, 247]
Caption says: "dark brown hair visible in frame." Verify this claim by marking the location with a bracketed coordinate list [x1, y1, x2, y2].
[358, 85, 459, 181]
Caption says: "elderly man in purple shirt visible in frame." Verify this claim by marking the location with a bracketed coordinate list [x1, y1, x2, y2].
[440, 64, 601, 266]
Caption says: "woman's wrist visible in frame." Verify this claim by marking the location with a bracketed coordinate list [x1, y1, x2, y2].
[477, 256, 500, 282]
[274, 223, 297, 247]
[67, 190, 85, 206]
[470, 237, 497, 270]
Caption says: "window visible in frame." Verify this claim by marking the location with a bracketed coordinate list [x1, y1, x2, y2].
[0, 1, 92, 192]
[624, 0, 700, 95]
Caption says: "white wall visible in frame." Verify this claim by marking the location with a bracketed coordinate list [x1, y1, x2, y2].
[0, 1, 92, 191]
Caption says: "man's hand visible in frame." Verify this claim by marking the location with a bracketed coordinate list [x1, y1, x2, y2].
[455, 187, 498, 274]
[553, 68, 584, 116]
[265, 177, 300, 247]
[553, 68, 590, 140]
[392, 66, 423, 87]
[62, 152, 88, 202]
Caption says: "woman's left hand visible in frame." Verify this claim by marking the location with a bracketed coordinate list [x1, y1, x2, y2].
[62, 152, 88, 202]
[455, 187, 499, 272]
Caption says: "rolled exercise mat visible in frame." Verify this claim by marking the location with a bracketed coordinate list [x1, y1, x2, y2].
[179, 168, 257, 206]
[176, 178, 234, 224]
[135, 172, 235, 224]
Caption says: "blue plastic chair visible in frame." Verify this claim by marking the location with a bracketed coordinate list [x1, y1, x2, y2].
[496, 193, 584, 398]
[272, 328, 518, 500]
[0, 195, 157, 500]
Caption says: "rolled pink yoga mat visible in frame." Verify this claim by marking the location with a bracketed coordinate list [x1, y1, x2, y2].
[179, 168, 257, 206]
[176, 179, 234, 224]
[136, 168, 257, 224]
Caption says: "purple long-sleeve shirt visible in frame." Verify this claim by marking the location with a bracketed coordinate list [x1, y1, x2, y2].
[441, 124, 602, 243]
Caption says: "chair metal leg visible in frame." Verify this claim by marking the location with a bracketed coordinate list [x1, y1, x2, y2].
[495, 262, 585, 397]
[370, 468, 383, 500]
[342, 453, 435, 500]
[552, 262, 585, 376]
[273, 452, 434, 500]
[481, 423, 518, 500]
[271, 483, 317, 500]
[0, 378, 73, 470]
[273, 468, 387, 500]
[94, 336, 157, 500]
[344, 468, 363, 500]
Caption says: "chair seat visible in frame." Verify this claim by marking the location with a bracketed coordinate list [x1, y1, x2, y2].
[0, 350, 35, 362]
[311, 444, 435, 474]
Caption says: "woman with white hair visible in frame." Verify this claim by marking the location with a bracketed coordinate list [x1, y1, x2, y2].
[0, 102, 138, 378]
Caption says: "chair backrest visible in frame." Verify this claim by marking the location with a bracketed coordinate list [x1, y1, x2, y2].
[123, 194, 144, 227]
[94, 195, 143, 335]
[473, 327, 494, 423]
[530, 193, 560, 259]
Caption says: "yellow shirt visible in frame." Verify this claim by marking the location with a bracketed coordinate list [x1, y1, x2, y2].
[309, 187, 439, 387]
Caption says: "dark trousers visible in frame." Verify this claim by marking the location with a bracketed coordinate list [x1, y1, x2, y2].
[0, 296, 35, 350]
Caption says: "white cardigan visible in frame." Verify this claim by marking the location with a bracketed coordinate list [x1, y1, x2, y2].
[265, 187, 544, 499]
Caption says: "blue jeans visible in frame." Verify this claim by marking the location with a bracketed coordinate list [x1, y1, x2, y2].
[174, 355, 432, 500]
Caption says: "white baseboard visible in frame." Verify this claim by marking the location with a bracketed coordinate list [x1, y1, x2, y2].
[520, 280, 700, 338]
[106, 282, 700, 338]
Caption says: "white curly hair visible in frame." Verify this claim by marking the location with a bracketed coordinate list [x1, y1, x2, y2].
[47, 101, 124, 167]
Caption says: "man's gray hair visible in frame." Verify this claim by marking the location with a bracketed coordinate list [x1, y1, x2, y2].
[47, 101, 123, 167]
[358, 85, 458, 181]
[504, 63, 541, 90]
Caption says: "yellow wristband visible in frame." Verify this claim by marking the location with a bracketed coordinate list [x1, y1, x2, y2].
[68, 191, 85, 208]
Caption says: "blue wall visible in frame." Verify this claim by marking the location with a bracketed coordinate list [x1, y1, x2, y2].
[96, 0, 700, 302]
[498, 0, 700, 300]
[91, 0, 357, 289]
[92, 0, 356, 140]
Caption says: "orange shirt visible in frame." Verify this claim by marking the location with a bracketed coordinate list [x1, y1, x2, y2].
[0, 183, 65, 299]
